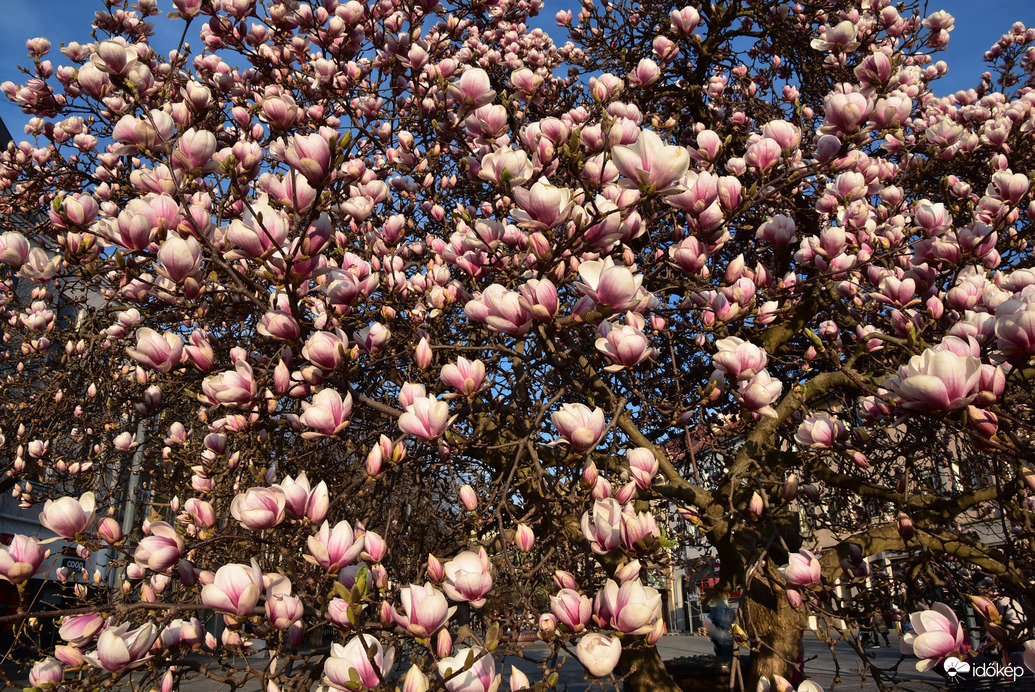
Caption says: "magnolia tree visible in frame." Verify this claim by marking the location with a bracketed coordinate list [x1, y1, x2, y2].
[1, 0, 1035, 690]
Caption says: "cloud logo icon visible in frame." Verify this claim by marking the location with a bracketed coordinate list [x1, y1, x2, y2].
[944, 658, 971, 679]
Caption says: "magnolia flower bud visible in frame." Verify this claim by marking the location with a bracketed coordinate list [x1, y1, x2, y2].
[459, 484, 478, 512]
[897, 512, 914, 540]
[435, 627, 453, 658]
[427, 554, 445, 582]
[748, 492, 764, 518]
[514, 524, 535, 552]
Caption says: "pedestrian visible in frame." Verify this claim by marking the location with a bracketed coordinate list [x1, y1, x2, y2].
[889, 604, 903, 635]
[872, 613, 890, 648]
[852, 606, 872, 648]
[704, 597, 736, 657]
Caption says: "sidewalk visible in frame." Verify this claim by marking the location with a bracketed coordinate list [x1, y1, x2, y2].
[5, 633, 1021, 691]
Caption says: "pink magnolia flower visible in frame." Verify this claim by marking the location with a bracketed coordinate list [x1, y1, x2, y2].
[91, 40, 138, 77]
[990, 170, 1029, 204]
[479, 148, 533, 187]
[468, 103, 506, 139]
[257, 310, 300, 342]
[395, 582, 454, 638]
[399, 396, 452, 441]
[360, 531, 386, 564]
[18, 247, 60, 282]
[398, 382, 427, 410]
[201, 561, 263, 616]
[666, 171, 718, 214]
[159, 617, 204, 649]
[670, 6, 700, 35]
[157, 234, 203, 283]
[438, 647, 500, 692]
[780, 550, 821, 587]
[324, 635, 396, 691]
[283, 132, 333, 185]
[628, 57, 660, 87]
[619, 506, 661, 552]
[114, 431, 137, 452]
[301, 389, 353, 438]
[576, 258, 645, 312]
[0, 231, 31, 268]
[443, 548, 494, 608]
[185, 329, 214, 371]
[0, 534, 48, 584]
[306, 520, 364, 573]
[39, 492, 96, 540]
[266, 590, 303, 631]
[794, 415, 848, 449]
[737, 371, 783, 418]
[354, 322, 391, 354]
[757, 215, 797, 247]
[996, 303, 1035, 361]
[614, 559, 642, 585]
[274, 472, 329, 524]
[713, 337, 768, 381]
[746, 137, 782, 173]
[551, 403, 606, 452]
[511, 180, 574, 231]
[669, 236, 708, 274]
[748, 492, 764, 518]
[201, 361, 257, 408]
[575, 633, 622, 677]
[83, 622, 159, 673]
[225, 202, 289, 259]
[763, 120, 802, 152]
[875, 276, 917, 307]
[302, 329, 349, 372]
[126, 329, 183, 373]
[900, 603, 968, 671]
[326, 597, 356, 629]
[448, 68, 496, 108]
[29, 658, 63, 689]
[133, 521, 185, 572]
[465, 285, 535, 336]
[595, 322, 655, 371]
[402, 665, 431, 692]
[594, 578, 662, 635]
[551, 588, 592, 633]
[626, 448, 659, 489]
[821, 92, 872, 135]
[59, 613, 106, 646]
[111, 110, 173, 154]
[884, 349, 982, 411]
[581, 498, 623, 554]
[466, 103, 507, 139]
[181, 498, 216, 530]
[810, 19, 860, 52]
[230, 487, 286, 530]
[172, 128, 217, 173]
[611, 129, 690, 192]
[441, 357, 486, 397]
[508, 666, 530, 692]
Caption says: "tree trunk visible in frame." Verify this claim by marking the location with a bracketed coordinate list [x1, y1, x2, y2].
[621, 645, 683, 692]
[742, 572, 807, 688]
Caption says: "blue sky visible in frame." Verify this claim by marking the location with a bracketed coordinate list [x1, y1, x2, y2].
[1, 1, 1033, 137]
